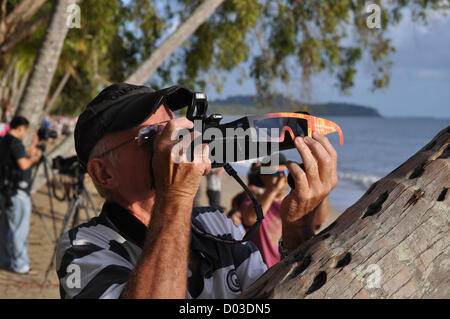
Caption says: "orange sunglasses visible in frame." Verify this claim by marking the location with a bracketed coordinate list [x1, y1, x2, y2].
[245, 112, 344, 147]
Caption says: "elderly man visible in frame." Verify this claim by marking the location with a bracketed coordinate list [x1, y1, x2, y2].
[56, 83, 338, 299]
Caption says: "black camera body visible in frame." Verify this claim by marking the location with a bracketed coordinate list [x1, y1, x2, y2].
[186, 92, 226, 167]
[186, 92, 223, 133]
[52, 155, 85, 177]
[38, 126, 58, 142]
[186, 92, 279, 167]
[184, 92, 265, 243]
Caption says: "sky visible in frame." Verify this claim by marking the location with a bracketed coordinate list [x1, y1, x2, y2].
[206, 11, 450, 119]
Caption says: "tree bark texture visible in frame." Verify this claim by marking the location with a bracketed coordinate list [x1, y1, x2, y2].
[241, 126, 449, 299]
[15, 0, 77, 140]
[0, 0, 48, 54]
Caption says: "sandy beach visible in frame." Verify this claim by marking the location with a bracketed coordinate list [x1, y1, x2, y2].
[0, 171, 342, 299]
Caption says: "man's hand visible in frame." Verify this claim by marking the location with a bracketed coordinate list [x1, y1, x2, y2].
[31, 148, 42, 164]
[18, 143, 42, 171]
[121, 117, 211, 299]
[152, 117, 211, 200]
[280, 132, 338, 249]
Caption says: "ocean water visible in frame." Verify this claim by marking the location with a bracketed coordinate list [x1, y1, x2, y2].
[224, 116, 449, 211]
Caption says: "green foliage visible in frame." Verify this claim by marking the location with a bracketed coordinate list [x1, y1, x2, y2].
[163, 0, 448, 100]
[164, 0, 262, 92]
[6, 0, 167, 115]
[56, 0, 166, 114]
[3, 0, 449, 115]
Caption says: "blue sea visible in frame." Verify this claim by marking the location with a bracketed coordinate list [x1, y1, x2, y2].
[225, 116, 449, 211]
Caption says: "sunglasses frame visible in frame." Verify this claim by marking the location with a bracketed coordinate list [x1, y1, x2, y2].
[247, 112, 344, 146]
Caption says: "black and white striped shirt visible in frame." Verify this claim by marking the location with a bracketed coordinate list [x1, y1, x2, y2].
[55, 201, 267, 299]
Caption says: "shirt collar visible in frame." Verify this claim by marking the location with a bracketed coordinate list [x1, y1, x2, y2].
[101, 201, 147, 248]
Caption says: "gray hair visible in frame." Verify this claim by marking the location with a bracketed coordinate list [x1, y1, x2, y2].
[87, 135, 118, 199]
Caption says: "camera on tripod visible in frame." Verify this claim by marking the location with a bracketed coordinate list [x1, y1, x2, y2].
[38, 126, 58, 142]
[36, 126, 58, 152]
[52, 155, 86, 177]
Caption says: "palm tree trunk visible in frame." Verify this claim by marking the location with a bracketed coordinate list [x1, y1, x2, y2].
[10, 69, 29, 116]
[126, 0, 225, 85]
[15, 0, 78, 141]
[45, 71, 70, 114]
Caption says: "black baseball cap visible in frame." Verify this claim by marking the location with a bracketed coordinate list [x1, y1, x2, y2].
[75, 83, 194, 167]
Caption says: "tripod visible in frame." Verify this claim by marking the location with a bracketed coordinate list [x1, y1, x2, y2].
[29, 144, 60, 242]
[41, 169, 99, 291]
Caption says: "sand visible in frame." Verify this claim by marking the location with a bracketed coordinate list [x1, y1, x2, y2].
[0, 172, 342, 299]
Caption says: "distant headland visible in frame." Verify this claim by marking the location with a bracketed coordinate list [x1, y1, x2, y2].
[209, 94, 381, 117]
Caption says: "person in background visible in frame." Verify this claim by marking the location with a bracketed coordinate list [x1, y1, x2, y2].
[241, 153, 330, 268]
[0, 116, 42, 275]
[231, 191, 248, 212]
[247, 162, 264, 196]
[0, 122, 9, 137]
[227, 191, 249, 235]
[206, 166, 224, 208]
[42, 116, 51, 131]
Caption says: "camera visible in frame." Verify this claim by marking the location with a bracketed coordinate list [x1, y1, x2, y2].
[38, 126, 58, 142]
[52, 155, 85, 177]
[186, 92, 278, 167]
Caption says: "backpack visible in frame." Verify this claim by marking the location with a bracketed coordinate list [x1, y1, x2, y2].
[0, 134, 20, 210]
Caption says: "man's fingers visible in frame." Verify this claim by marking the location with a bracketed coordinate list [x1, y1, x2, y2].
[294, 137, 319, 187]
[201, 143, 212, 175]
[312, 132, 337, 166]
[170, 130, 211, 169]
[312, 132, 338, 187]
[303, 135, 332, 182]
[160, 117, 194, 142]
[286, 161, 308, 193]
[171, 131, 198, 163]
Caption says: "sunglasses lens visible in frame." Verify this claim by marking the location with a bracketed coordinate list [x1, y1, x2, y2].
[294, 119, 307, 137]
[251, 117, 307, 142]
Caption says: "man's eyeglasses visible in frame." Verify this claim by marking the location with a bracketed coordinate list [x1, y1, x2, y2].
[93, 120, 170, 159]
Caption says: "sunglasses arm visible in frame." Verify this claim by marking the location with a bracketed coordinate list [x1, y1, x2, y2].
[308, 116, 344, 146]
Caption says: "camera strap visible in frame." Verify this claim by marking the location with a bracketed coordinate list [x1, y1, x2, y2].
[190, 163, 263, 244]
